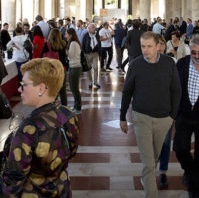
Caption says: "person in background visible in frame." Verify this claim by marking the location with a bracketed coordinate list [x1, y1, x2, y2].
[32, 25, 45, 59]
[35, 15, 50, 39]
[65, 17, 75, 30]
[113, 22, 126, 70]
[99, 21, 115, 71]
[164, 18, 179, 42]
[23, 23, 33, 41]
[157, 34, 176, 188]
[65, 28, 82, 114]
[120, 31, 181, 198]
[82, 23, 101, 89]
[125, 19, 143, 64]
[185, 18, 194, 43]
[0, 23, 11, 51]
[76, 19, 87, 45]
[0, 51, 7, 85]
[178, 16, 187, 36]
[166, 31, 187, 60]
[58, 19, 66, 40]
[152, 18, 165, 34]
[1, 58, 79, 197]
[6, 26, 29, 81]
[173, 36, 199, 198]
[13, 22, 23, 37]
[41, 28, 68, 106]
[192, 20, 199, 36]
[140, 19, 150, 32]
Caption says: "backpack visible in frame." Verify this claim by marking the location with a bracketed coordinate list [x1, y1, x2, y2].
[42, 42, 59, 59]
[23, 37, 33, 59]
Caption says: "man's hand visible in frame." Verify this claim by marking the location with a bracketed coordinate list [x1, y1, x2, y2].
[120, 121, 128, 134]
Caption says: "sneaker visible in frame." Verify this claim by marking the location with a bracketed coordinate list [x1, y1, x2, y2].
[106, 67, 113, 71]
[94, 83, 101, 89]
[121, 67, 125, 73]
[159, 174, 168, 188]
[101, 68, 106, 72]
[74, 109, 82, 115]
[88, 83, 93, 89]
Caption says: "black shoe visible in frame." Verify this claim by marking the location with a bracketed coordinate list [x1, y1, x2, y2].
[94, 83, 101, 89]
[182, 172, 189, 186]
[188, 190, 199, 198]
[121, 67, 125, 73]
[106, 67, 113, 71]
[88, 83, 92, 89]
[101, 68, 106, 72]
[159, 174, 168, 188]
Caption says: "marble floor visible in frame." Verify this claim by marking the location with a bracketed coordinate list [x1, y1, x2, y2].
[0, 53, 189, 198]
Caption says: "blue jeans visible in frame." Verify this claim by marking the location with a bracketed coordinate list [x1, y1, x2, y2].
[159, 123, 173, 172]
[16, 61, 27, 82]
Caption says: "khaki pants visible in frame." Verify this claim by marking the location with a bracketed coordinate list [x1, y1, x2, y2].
[132, 111, 173, 198]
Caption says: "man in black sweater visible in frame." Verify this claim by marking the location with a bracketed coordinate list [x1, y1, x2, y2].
[120, 31, 181, 198]
[173, 36, 199, 198]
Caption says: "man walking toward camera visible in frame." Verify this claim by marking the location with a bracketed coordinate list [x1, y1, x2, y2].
[120, 31, 181, 198]
[173, 36, 199, 198]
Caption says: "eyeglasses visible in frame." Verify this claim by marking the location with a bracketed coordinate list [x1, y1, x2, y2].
[191, 50, 199, 56]
[20, 81, 34, 91]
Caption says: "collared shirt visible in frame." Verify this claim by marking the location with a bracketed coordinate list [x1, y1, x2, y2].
[76, 28, 87, 45]
[144, 53, 160, 63]
[188, 60, 199, 106]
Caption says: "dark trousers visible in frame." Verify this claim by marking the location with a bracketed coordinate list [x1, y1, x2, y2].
[59, 71, 67, 106]
[159, 123, 173, 172]
[69, 67, 82, 111]
[173, 114, 199, 189]
[100, 46, 113, 69]
[16, 61, 27, 82]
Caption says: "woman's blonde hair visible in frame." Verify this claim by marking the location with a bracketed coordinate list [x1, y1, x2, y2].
[21, 58, 64, 97]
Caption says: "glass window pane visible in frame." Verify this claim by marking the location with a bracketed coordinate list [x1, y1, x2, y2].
[105, 0, 118, 9]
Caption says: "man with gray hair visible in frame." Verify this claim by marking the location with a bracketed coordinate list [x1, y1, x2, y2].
[35, 15, 50, 39]
[82, 23, 100, 89]
[173, 36, 199, 198]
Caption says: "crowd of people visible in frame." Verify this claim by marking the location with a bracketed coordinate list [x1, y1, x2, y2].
[0, 14, 199, 198]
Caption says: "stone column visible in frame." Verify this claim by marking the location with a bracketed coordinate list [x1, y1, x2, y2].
[181, 0, 191, 20]
[165, 0, 173, 22]
[139, 0, 151, 22]
[192, 0, 199, 20]
[33, 0, 40, 20]
[172, 0, 182, 18]
[132, 0, 139, 19]
[22, 0, 34, 24]
[1, 0, 16, 30]
[85, 0, 93, 21]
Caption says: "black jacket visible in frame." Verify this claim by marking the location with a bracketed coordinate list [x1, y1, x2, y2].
[176, 55, 199, 119]
[82, 32, 99, 54]
[126, 28, 143, 58]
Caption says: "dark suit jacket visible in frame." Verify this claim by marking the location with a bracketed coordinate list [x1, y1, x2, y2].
[176, 55, 199, 118]
[126, 29, 143, 58]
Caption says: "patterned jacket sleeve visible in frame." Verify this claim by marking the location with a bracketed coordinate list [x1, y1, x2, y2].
[2, 120, 37, 197]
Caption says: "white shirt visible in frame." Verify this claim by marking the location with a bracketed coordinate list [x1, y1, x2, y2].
[68, 41, 81, 68]
[6, 35, 29, 62]
[99, 28, 112, 48]
[37, 20, 50, 39]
